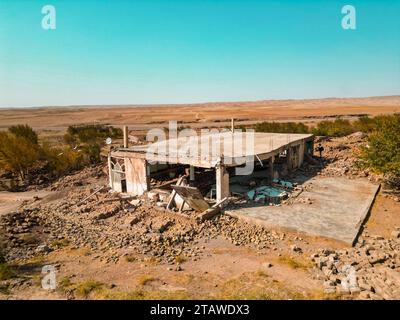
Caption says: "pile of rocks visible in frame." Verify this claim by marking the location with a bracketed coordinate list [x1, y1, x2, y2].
[201, 215, 282, 248]
[311, 228, 400, 299]
[0, 208, 43, 260]
[48, 165, 105, 191]
[316, 134, 380, 182]
[0, 177, 284, 266]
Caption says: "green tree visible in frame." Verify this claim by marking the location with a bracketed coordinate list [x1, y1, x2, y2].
[64, 124, 122, 164]
[40, 142, 83, 176]
[254, 122, 309, 134]
[312, 119, 355, 137]
[8, 124, 38, 145]
[353, 116, 377, 133]
[359, 115, 400, 180]
[0, 132, 40, 180]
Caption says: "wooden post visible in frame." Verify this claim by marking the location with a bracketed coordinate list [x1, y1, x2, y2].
[216, 164, 229, 202]
[123, 125, 128, 148]
[108, 153, 113, 188]
[231, 118, 235, 133]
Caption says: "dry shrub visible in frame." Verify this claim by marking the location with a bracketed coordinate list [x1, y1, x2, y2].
[137, 275, 157, 286]
[76, 279, 103, 298]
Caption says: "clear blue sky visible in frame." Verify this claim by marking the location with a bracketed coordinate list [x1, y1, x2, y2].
[0, 0, 399, 107]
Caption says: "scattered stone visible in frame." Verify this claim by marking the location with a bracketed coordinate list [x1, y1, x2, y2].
[311, 229, 400, 300]
[323, 280, 336, 294]
[147, 191, 159, 202]
[129, 199, 141, 207]
[35, 244, 52, 254]
[291, 245, 302, 252]
[390, 230, 400, 239]
[175, 265, 182, 271]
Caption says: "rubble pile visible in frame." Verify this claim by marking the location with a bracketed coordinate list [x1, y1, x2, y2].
[48, 165, 105, 191]
[316, 134, 378, 181]
[0, 209, 42, 259]
[312, 228, 400, 299]
[202, 216, 282, 247]
[0, 181, 283, 265]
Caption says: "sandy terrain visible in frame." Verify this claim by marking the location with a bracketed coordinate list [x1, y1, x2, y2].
[0, 96, 399, 132]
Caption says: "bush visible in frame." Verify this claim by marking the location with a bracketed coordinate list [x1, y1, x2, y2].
[76, 279, 103, 298]
[0, 132, 41, 180]
[311, 119, 355, 137]
[0, 236, 5, 264]
[80, 144, 102, 163]
[0, 124, 110, 183]
[137, 275, 156, 286]
[254, 122, 309, 134]
[40, 142, 83, 176]
[65, 124, 122, 145]
[359, 115, 400, 179]
[230, 116, 383, 137]
[64, 124, 121, 164]
[353, 116, 377, 133]
[8, 124, 38, 145]
[0, 264, 16, 281]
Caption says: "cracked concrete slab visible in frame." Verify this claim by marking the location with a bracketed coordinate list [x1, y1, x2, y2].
[225, 177, 380, 244]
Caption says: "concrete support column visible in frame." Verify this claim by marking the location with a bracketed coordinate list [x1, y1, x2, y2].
[216, 164, 230, 202]
[189, 165, 195, 181]
[309, 140, 315, 156]
[123, 125, 129, 148]
[298, 143, 305, 167]
[268, 156, 274, 183]
[287, 148, 292, 171]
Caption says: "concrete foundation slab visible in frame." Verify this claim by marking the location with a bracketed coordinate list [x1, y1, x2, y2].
[226, 177, 380, 244]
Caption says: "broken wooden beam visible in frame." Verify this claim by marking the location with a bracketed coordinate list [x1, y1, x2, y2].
[171, 184, 210, 212]
[196, 197, 229, 222]
[97, 195, 137, 204]
[166, 175, 187, 210]
[75, 186, 106, 206]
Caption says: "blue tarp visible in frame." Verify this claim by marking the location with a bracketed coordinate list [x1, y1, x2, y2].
[272, 179, 296, 189]
[247, 186, 288, 205]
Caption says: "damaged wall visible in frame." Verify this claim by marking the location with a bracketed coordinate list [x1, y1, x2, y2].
[125, 157, 149, 196]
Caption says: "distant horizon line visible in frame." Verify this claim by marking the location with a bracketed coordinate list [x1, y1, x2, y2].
[1, 94, 400, 110]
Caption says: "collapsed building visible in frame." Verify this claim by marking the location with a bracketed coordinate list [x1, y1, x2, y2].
[108, 127, 315, 210]
[106, 127, 379, 245]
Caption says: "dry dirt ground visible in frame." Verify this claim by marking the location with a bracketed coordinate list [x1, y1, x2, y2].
[1, 96, 399, 136]
[0, 191, 52, 217]
[1, 190, 398, 300]
[1, 135, 399, 300]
